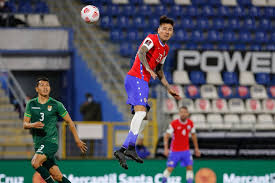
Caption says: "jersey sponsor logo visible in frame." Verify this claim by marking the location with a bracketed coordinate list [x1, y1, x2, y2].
[31, 107, 40, 109]
[48, 105, 52, 111]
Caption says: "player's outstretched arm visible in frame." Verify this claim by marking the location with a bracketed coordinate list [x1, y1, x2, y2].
[138, 45, 157, 79]
[156, 64, 181, 100]
[191, 133, 201, 157]
[163, 132, 171, 157]
[63, 114, 88, 153]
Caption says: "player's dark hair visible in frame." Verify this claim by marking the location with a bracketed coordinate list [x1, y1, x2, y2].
[36, 77, 49, 87]
[159, 15, 174, 26]
[179, 106, 188, 111]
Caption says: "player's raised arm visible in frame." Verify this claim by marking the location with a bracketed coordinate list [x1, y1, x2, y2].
[156, 64, 181, 100]
[138, 45, 157, 79]
[62, 113, 87, 153]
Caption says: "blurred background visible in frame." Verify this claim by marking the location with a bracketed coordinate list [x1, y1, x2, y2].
[0, 0, 275, 182]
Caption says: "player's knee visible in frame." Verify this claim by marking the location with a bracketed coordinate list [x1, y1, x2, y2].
[52, 173, 63, 181]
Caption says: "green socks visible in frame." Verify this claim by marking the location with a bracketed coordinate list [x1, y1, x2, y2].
[58, 176, 71, 183]
[35, 166, 54, 183]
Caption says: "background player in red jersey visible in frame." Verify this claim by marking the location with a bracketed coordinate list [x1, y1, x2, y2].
[114, 16, 181, 169]
[161, 106, 201, 183]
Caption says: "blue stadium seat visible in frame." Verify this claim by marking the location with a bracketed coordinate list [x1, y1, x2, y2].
[255, 73, 270, 85]
[218, 44, 230, 50]
[190, 71, 205, 85]
[227, 18, 241, 30]
[237, 0, 252, 7]
[110, 5, 119, 16]
[34, 1, 49, 13]
[139, 5, 151, 17]
[264, 7, 275, 18]
[259, 19, 271, 31]
[271, 32, 275, 43]
[155, 5, 167, 16]
[110, 29, 125, 42]
[186, 43, 198, 50]
[212, 18, 225, 30]
[271, 75, 275, 85]
[255, 32, 268, 43]
[218, 6, 230, 17]
[218, 85, 235, 99]
[234, 44, 246, 51]
[250, 44, 261, 51]
[100, 16, 112, 29]
[249, 7, 261, 18]
[266, 44, 275, 51]
[242, 18, 256, 31]
[236, 86, 250, 99]
[185, 85, 201, 99]
[196, 18, 209, 30]
[233, 6, 245, 18]
[207, 30, 221, 42]
[182, 18, 195, 29]
[239, 31, 252, 43]
[202, 6, 215, 17]
[223, 31, 237, 43]
[6, 1, 16, 13]
[192, 0, 208, 6]
[127, 31, 138, 42]
[161, 0, 174, 5]
[171, 5, 183, 18]
[129, 0, 143, 5]
[192, 30, 204, 42]
[223, 72, 238, 85]
[149, 18, 159, 30]
[201, 44, 214, 50]
[175, 30, 189, 42]
[187, 6, 199, 17]
[209, 0, 221, 7]
[18, 2, 33, 13]
[116, 16, 130, 29]
[133, 16, 145, 29]
[120, 43, 134, 57]
[122, 5, 137, 17]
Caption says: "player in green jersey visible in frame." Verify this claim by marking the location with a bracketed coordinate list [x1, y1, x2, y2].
[23, 77, 87, 183]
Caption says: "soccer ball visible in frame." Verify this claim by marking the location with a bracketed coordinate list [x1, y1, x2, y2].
[81, 5, 100, 23]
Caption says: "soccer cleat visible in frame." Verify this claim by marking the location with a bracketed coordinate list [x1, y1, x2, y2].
[114, 150, 128, 170]
[124, 145, 143, 163]
[162, 177, 167, 183]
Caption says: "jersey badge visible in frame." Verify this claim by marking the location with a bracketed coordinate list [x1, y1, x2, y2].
[187, 125, 191, 130]
[48, 105, 52, 111]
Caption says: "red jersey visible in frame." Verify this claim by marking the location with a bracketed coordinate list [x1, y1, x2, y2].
[166, 119, 195, 152]
[128, 34, 169, 82]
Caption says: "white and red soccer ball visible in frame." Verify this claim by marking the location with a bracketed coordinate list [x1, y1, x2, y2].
[81, 5, 100, 23]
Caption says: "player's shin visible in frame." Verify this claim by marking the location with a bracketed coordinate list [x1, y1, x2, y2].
[122, 111, 146, 148]
[162, 169, 171, 183]
[186, 170, 194, 183]
[36, 166, 55, 183]
[58, 176, 71, 183]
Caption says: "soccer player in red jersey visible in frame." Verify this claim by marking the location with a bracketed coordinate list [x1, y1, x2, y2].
[114, 16, 181, 169]
[162, 106, 201, 183]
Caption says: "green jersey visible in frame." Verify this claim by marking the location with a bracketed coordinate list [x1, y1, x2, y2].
[24, 97, 68, 148]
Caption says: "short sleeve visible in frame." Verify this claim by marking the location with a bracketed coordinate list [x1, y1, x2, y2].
[24, 101, 31, 118]
[166, 124, 174, 135]
[190, 120, 196, 133]
[57, 102, 68, 117]
[142, 37, 154, 50]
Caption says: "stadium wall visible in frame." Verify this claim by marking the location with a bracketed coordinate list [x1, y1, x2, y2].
[1, 160, 275, 183]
